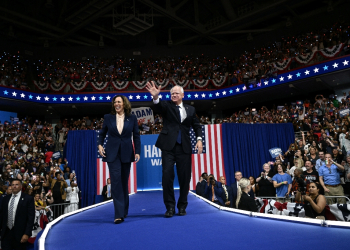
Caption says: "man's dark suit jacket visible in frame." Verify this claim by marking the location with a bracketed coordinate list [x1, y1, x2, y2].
[0, 192, 35, 242]
[101, 185, 112, 201]
[237, 192, 258, 212]
[204, 182, 224, 205]
[153, 100, 202, 153]
[222, 184, 234, 207]
[98, 113, 141, 163]
[230, 182, 255, 208]
[196, 180, 208, 198]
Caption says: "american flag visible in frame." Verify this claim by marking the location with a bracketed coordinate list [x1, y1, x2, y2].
[189, 124, 226, 190]
[96, 130, 137, 195]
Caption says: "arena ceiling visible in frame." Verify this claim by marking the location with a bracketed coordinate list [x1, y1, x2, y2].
[0, 0, 348, 48]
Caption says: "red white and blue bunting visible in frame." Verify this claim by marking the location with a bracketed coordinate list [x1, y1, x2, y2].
[34, 77, 228, 92]
[294, 50, 318, 64]
[319, 43, 345, 58]
[273, 58, 292, 71]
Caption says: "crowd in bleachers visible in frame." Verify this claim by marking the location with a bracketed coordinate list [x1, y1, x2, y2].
[1, 22, 350, 92]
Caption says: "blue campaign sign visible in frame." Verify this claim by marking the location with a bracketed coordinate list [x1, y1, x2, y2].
[339, 108, 350, 118]
[137, 134, 179, 191]
[269, 147, 282, 158]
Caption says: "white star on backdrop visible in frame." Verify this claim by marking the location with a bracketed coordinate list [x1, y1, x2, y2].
[128, 95, 133, 99]
[91, 96, 96, 100]
[44, 96, 49, 101]
[305, 70, 310, 75]
[36, 96, 41, 100]
[61, 97, 65, 101]
[106, 96, 111, 100]
[287, 74, 292, 80]
[159, 94, 163, 99]
[83, 96, 88, 101]
[236, 88, 240, 92]
[314, 67, 319, 73]
[194, 94, 198, 98]
[242, 86, 246, 91]
[279, 76, 284, 81]
[333, 63, 338, 68]
[264, 81, 268, 85]
[12, 92, 17, 97]
[215, 92, 220, 96]
[20, 93, 25, 98]
[343, 60, 349, 66]
[201, 93, 206, 98]
[222, 91, 226, 95]
[136, 95, 140, 99]
[68, 97, 73, 101]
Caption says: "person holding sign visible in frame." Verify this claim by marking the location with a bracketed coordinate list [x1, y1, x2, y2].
[98, 95, 141, 224]
[146, 81, 203, 217]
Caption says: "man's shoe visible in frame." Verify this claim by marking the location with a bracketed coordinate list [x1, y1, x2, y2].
[165, 208, 175, 217]
[178, 208, 186, 216]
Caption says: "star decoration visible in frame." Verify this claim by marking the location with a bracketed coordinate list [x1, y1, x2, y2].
[99, 96, 103, 100]
[12, 92, 17, 97]
[3, 90, 8, 95]
[215, 92, 220, 96]
[264, 81, 268, 85]
[68, 97, 73, 101]
[91, 96, 96, 101]
[272, 79, 276, 83]
[279, 76, 284, 81]
[76, 97, 80, 101]
[60, 97, 65, 101]
[143, 95, 148, 99]
[201, 93, 206, 98]
[165, 94, 170, 98]
[209, 94, 212, 97]
[83, 96, 88, 101]
[136, 95, 140, 99]
[194, 94, 199, 98]
[287, 74, 293, 80]
[305, 70, 310, 75]
[222, 91, 226, 95]
[313, 67, 319, 73]
[323, 65, 328, 70]
[106, 96, 111, 100]
[187, 94, 191, 98]
[249, 84, 254, 89]
[229, 90, 233, 94]
[53, 97, 57, 101]
[242, 86, 246, 91]
[343, 60, 349, 66]
[333, 63, 338, 68]
[36, 96, 41, 100]
[159, 94, 163, 99]
[236, 88, 240, 92]
[257, 82, 261, 87]
[44, 96, 49, 101]
[128, 95, 133, 99]
[296, 72, 301, 77]
[20, 93, 25, 98]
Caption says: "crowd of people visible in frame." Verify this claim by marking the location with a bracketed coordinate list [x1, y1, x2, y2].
[1, 22, 349, 93]
[0, 117, 81, 222]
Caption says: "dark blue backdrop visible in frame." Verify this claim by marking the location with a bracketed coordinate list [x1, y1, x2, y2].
[65, 130, 97, 207]
[222, 123, 295, 185]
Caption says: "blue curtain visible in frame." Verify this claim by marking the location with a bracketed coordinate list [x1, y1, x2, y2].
[65, 130, 97, 207]
[222, 123, 295, 185]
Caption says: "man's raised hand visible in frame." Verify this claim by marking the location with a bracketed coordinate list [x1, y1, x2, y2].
[145, 81, 161, 100]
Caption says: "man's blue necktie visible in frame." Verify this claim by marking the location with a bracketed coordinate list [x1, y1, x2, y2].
[176, 106, 182, 144]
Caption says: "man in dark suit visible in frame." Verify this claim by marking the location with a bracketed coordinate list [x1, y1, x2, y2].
[101, 178, 112, 202]
[195, 172, 208, 198]
[219, 176, 233, 207]
[204, 177, 224, 205]
[230, 171, 254, 208]
[0, 179, 35, 250]
[146, 82, 203, 217]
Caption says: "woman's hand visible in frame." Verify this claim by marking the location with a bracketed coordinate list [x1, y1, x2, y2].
[135, 154, 140, 163]
[303, 194, 312, 202]
[98, 145, 106, 157]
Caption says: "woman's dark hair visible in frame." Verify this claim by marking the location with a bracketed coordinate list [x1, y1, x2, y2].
[310, 181, 325, 195]
[110, 95, 132, 116]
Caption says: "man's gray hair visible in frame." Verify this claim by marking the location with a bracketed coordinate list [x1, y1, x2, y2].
[170, 85, 184, 94]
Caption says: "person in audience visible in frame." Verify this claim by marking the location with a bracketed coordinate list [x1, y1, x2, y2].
[219, 176, 233, 207]
[236, 178, 258, 212]
[195, 172, 208, 198]
[288, 158, 306, 180]
[291, 167, 304, 202]
[64, 179, 79, 213]
[303, 182, 326, 220]
[49, 172, 68, 218]
[230, 171, 254, 208]
[319, 153, 345, 204]
[34, 193, 49, 212]
[102, 178, 112, 201]
[0, 185, 12, 206]
[256, 163, 275, 197]
[98, 95, 141, 224]
[272, 164, 292, 200]
[344, 156, 350, 197]
[303, 160, 319, 184]
[249, 176, 258, 197]
[315, 151, 326, 172]
[305, 147, 319, 166]
[204, 175, 224, 205]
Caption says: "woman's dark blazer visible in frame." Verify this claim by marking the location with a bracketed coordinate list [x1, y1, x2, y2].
[98, 113, 141, 163]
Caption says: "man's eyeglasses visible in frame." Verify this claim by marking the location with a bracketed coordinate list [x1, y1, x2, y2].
[328, 168, 331, 174]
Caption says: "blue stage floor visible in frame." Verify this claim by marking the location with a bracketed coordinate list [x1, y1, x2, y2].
[45, 191, 349, 250]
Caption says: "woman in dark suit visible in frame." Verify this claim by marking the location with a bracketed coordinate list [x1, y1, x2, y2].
[236, 178, 258, 212]
[98, 95, 141, 224]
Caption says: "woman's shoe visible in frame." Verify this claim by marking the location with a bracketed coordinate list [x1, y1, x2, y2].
[114, 218, 123, 224]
